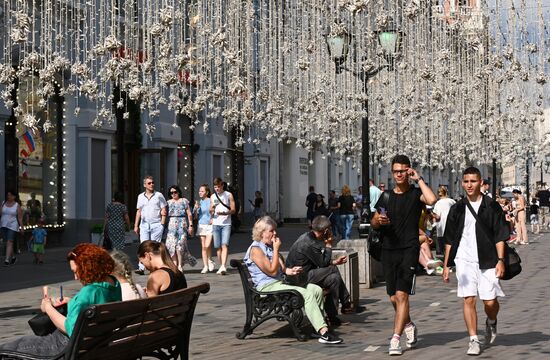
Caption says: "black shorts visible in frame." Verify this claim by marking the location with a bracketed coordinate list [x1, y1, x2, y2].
[381, 247, 419, 296]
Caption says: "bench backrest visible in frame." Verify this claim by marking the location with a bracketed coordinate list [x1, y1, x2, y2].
[64, 282, 210, 360]
[230, 259, 256, 291]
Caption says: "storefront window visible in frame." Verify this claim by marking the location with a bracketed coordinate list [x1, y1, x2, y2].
[16, 76, 63, 227]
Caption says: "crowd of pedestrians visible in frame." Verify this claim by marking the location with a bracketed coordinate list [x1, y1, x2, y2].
[0, 155, 544, 358]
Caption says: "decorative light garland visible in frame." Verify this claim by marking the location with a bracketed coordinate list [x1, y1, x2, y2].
[0, 0, 548, 173]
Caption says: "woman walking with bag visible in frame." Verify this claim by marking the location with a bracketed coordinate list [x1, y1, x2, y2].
[103, 192, 131, 250]
[194, 184, 215, 274]
[1, 190, 24, 266]
[166, 185, 197, 271]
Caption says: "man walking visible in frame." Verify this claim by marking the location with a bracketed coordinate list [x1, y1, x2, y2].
[442, 167, 508, 356]
[210, 177, 236, 275]
[305, 186, 317, 228]
[286, 215, 354, 326]
[371, 155, 437, 355]
[134, 175, 167, 274]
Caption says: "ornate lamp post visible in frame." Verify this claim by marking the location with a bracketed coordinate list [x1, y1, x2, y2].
[325, 21, 401, 231]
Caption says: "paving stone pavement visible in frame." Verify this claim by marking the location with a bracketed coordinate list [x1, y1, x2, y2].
[1, 229, 549, 359]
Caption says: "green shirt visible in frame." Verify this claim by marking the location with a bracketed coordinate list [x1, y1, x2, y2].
[64, 278, 122, 337]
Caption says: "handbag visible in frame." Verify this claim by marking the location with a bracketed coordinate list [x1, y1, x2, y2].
[102, 231, 113, 250]
[465, 200, 522, 280]
[367, 191, 390, 261]
[28, 303, 67, 336]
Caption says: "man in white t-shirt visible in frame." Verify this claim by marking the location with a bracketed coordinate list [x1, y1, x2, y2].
[134, 175, 167, 274]
[432, 186, 456, 260]
[210, 177, 236, 275]
[442, 167, 509, 356]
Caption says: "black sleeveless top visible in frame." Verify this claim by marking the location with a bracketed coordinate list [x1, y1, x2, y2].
[158, 267, 188, 295]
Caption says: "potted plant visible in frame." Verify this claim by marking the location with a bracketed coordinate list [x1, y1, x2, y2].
[90, 224, 104, 245]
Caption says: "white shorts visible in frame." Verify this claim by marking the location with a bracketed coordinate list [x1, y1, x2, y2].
[197, 224, 212, 236]
[455, 259, 505, 300]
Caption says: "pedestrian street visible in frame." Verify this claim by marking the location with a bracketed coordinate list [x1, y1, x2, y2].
[0, 230, 549, 359]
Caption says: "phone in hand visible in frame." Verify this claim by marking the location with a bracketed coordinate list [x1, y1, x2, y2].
[379, 207, 387, 217]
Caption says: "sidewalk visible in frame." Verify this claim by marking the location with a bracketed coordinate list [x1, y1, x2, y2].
[1, 230, 549, 359]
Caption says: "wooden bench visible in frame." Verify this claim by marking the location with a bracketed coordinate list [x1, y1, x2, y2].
[0, 283, 210, 360]
[230, 259, 307, 341]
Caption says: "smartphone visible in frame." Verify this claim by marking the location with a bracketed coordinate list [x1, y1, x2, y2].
[379, 207, 387, 216]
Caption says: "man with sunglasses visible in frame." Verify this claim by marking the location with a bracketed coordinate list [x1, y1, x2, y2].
[134, 175, 167, 274]
[285, 215, 354, 327]
[371, 155, 437, 355]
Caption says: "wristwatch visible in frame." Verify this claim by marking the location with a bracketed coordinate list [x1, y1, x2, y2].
[414, 176, 424, 184]
[498, 258, 505, 263]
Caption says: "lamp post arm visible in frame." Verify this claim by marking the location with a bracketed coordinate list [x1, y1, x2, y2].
[339, 64, 389, 82]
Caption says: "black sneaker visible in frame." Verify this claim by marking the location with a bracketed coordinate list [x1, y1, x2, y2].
[10, 257, 17, 265]
[3, 260, 9, 266]
[318, 331, 343, 344]
[134, 269, 145, 275]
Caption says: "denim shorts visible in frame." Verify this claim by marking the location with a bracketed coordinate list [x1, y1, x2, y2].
[212, 225, 231, 248]
[1, 227, 17, 241]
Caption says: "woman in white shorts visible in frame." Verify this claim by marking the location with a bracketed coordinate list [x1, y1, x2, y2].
[194, 184, 215, 274]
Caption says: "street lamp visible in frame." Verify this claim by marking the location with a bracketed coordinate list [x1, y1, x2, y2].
[324, 20, 401, 228]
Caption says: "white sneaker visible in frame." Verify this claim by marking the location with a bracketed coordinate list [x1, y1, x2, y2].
[208, 258, 216, 272]
[217, 265, 227, 275]
[200, 266, 208, 274]
[404, 322, 417, 348]
[426, 259, 443, 269]
[388, 337, 402, 356]
[467, 339, 482, 356]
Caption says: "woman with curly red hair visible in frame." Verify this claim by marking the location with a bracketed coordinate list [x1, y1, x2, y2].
[0, 243, 122, 356]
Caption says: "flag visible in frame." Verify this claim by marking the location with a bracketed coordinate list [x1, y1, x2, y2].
[21, 130, 36, 153]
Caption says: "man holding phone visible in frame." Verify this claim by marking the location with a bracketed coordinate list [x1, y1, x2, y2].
[371, 155, 437, 355]
[286, 215, 354, 326]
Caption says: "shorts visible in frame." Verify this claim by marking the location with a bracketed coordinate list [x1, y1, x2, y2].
[455, 259, 505, 300]
[381, 247, 419, 296]
[32, 243, 45, 254]
[212, 225, 231, 248]
[197, 224, 213, 236]
[1, 227, 17, 241]
[139, 222, 164, 241]
[530, 214, 539, 225]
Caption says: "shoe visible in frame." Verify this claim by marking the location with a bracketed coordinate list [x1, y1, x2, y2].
[3, 260, 9, 266]
[467, 338, 482, 355]
[327, 317, 350, 327]
[216, 265, 227, 275]
[208, 258, 216, 272]
[388, 337, 402, 355]
[519, 242, 529, 245]
[485, 318, 497, 345]
[134, 269, 145, 276]
[426, 259, 443, 269]
[200, 266, 208, 274]
[10, 257, 17, 265]
[404, 322, 418, 348]
[341, 302, 356, 314]
[425, 268, 435, 275]
[318, 331, 343, 344]
[435, 266, 444, 276]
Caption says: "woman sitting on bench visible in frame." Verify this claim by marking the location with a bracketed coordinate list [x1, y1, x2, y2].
[244, 216, 343, 344]
[0, 243, 122, 356]
[137, 240, 187, 296]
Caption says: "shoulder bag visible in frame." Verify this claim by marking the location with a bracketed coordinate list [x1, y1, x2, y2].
[367, 191, 391, 261]
[465, 200, 521, 280]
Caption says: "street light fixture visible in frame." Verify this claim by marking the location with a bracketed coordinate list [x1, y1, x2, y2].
[324, 20, 401, 232]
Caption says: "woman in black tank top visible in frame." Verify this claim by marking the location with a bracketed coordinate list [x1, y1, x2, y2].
[137, 240, 188, 296]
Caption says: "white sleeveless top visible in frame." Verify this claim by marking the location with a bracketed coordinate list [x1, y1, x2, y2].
[1, 202, 20, 232]
[211, 191, 232, 226]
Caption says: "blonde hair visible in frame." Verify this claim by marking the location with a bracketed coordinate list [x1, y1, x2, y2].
[110, 250, 142, 298]
[438, 186, 448, 197]
[252, 216, 277, 241]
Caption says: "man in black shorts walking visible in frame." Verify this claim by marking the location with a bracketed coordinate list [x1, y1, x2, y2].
[371, 155, 437, 355]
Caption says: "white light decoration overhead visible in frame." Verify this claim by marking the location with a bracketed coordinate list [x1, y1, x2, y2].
[0, 0, 548, 170]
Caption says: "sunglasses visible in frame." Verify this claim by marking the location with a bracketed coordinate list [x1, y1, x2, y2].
[170, 191, 178, 194]
[146, 181, 154, 185]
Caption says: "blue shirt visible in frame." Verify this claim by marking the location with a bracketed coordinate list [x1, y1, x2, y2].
[196, 198, 211, 225]
[32, 228, 47, 244]
[244, 241, 281, 290]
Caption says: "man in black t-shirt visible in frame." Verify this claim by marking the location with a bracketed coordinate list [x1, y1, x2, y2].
[371, 155, 437, 356]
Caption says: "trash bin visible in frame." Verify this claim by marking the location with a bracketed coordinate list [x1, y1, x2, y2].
[332, 248, 359, 310]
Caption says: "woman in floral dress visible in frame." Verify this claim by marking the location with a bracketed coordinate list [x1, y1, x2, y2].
[104, 192, 130, 250]
[166, 185, 196, 270]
